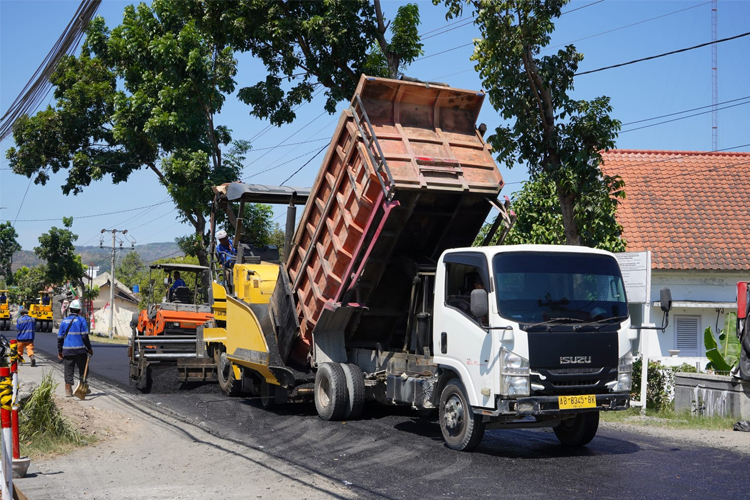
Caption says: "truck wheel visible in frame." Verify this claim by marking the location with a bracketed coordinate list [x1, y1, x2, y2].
[553, 412, 599, 447]
[314, 363, 349, 421]
[216, 350, 241, 396]
[260, 379, 275, 409]
[341, 363, 365, 420]
[439, 379, 485, 451]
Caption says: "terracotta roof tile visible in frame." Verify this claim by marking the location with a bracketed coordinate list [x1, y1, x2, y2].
[600, 149, 750, 271]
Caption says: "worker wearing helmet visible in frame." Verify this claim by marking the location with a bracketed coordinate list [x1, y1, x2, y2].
[216, 229, 237, 268]
[15, 306, 36, 367]
[58, 299, 93, 397]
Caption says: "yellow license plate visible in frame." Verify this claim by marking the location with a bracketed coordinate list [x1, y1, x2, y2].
[558, 394, 597, 410]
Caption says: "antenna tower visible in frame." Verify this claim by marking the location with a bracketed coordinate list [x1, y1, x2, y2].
[711, 0, 718, 151]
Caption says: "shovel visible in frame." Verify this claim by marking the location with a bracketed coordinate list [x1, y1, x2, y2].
[73, 356, 90, 400]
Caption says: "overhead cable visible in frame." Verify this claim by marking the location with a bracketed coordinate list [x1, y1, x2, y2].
[0, 0, 102, 141]
[576, 31, 750, 76]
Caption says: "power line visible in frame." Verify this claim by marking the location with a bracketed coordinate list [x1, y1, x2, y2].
[576, 31, 750, 76]
[622, 95, 750, 126]
[247, 137, 328, 152]
[549, 2, 710, 50]
[244, 145, 328, 181]
[280, 145, 328, 186]
[421, 18, 476, 41]
[4, 200, 171, 223]
[12, 177, 33, 227]
[561, 0, 605, 16]
[0, 0, 102, 141]
[620, 100, 750, 134]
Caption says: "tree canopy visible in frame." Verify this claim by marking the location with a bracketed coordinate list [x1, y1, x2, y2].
[183, 0, 424, 125]
[116, 251, 146, 288]
[0, 222, 21, 285]
[476, 174, 625, 252]
[440, 0, 623, 246]
[34, 217, 86, 287]
[6, 0, 244, 268]
[10, 265, 48, 306]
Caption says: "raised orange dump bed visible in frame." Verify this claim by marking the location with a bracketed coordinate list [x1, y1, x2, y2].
[280, 75, 504, 365]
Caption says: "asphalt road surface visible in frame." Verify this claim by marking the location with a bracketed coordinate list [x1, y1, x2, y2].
[18, 325, 750, 499]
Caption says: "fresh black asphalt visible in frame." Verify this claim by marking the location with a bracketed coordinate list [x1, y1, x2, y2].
[14, 326, 750, 499]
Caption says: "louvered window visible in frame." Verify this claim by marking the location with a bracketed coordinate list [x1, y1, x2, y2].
[674, 316, 700, 356]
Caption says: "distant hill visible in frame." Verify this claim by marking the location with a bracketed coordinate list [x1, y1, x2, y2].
[11, 242, 184, 272]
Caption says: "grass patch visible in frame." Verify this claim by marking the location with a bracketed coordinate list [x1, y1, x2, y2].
[89, 334, 129, 345]
[19, 373, 96, 458]
[601, 407, 737, 431]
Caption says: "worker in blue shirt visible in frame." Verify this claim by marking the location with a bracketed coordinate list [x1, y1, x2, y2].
[216, 229, 237, 268]
[170, 271, 186, 290]
[58, 299, 93, 397]
[15, 306, 36, 367]
[0, 292, 6, 304]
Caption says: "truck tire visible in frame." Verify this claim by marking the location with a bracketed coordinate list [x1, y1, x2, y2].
[341, 363, 365, 420]
[314, 363, 349, 421]
[553, 412, 599, 447]
[216, 350, 241, 397]
[439, 379, 485, 451]
[260, 379, 275, 409]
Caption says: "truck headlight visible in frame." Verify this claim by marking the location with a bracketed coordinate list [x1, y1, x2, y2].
[500, 348, 530, 397]
[615, 350, 633, 392]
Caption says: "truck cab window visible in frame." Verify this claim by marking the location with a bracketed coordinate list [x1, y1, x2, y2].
[445, 262, 488, 326]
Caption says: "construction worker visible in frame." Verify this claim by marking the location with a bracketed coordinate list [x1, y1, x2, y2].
[170, 271, 186, 290]
[15, 306, 36, 367]
[0, 292, 6, 304]
[58, 299, 93, 397]
[41, 294, 50, 306]
[216, 229, 237, 268]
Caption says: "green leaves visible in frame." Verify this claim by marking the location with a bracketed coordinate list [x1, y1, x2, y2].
[439, 0, 622, 246]
[34, 218, 86, 287]
[0, 222, 21, 285]
[704, 314, 740, 372]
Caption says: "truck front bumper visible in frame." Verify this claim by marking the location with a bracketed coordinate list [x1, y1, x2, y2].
[482, 394, 630, 417]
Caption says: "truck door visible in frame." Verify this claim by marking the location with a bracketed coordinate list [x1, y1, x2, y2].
[434, 252, 495, 408]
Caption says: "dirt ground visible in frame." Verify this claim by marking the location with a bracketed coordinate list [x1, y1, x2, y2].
[14, 355, 358, 500]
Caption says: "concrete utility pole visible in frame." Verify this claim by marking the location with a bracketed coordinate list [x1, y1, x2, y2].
[100, 229, 133, 339]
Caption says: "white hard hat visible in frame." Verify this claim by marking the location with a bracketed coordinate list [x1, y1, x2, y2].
[216, 229, 228, 240]
[70, 299, 82, 310]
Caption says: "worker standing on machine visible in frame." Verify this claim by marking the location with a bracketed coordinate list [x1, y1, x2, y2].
[58, 299, 93, 397]
[16, 306, 36, 367]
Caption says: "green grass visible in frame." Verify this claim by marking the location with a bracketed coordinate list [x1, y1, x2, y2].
[89, 333, 129, 345]
[600, 407, 737, 431]
[19, 373, 96, 458]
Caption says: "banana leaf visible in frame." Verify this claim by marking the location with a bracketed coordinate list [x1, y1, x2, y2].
[704, 312, 740, 372]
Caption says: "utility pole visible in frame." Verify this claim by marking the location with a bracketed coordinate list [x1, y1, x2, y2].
[711, 0, 718, 151]
[100, 229, 135, 339]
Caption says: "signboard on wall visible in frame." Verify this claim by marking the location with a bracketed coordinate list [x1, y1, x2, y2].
[614, 251, 651, 304]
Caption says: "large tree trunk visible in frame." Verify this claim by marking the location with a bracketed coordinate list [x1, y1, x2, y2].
[556, 183, 581, 246]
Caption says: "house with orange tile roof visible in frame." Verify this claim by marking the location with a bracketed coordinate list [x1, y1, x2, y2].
[601, 149, 750, 367]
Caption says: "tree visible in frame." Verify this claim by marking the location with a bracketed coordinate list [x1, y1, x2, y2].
[185, 0, 424, 125]
[10, 265, 48, 306]
[134, 255, 200, 310]
[34, 217, 86, 288]
[6, 0, 242, 269]
[440, 0, 623, 246]
[116, 251, 146, 288]
[476, 174, 625, 252]
[0, 222, 21, 285]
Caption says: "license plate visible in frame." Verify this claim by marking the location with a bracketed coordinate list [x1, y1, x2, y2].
[558, 394, 597, 410]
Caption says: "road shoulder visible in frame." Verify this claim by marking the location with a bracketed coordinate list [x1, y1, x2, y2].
[14, 353, 357, 500]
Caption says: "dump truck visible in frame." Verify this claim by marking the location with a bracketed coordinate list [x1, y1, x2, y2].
[203, 75, 636, 450]
[128, 263, 215, 390]
[28, 292, 53, 332]
[0, 290, 9, 331]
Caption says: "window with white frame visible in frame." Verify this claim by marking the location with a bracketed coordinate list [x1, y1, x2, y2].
[674, 315, 701, 356]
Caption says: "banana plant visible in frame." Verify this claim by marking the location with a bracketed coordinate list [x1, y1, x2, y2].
[704, 312, 740, 372]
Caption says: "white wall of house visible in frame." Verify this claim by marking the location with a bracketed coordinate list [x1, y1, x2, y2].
[634, 270, 743, 367]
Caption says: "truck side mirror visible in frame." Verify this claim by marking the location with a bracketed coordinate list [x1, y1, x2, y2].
[660, 288, 672, 312]
[470, 289, 489, 319]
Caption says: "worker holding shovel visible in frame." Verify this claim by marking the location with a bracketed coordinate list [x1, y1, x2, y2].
[57, 299, 93, 398]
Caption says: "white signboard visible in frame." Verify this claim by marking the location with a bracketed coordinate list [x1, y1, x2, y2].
[614, 251, 651, 304]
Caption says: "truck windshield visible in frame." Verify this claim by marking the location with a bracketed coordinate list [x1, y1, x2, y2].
[492, 251, 628, 325]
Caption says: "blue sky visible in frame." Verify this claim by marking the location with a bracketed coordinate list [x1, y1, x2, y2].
[1, 0, 749, 252]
